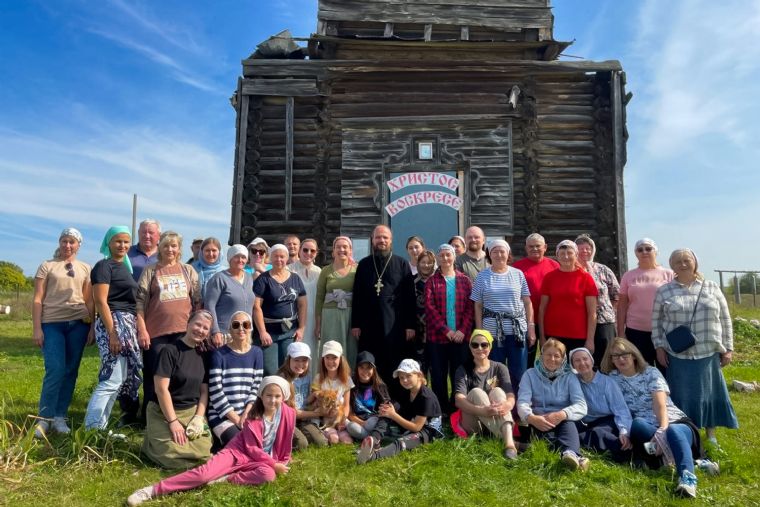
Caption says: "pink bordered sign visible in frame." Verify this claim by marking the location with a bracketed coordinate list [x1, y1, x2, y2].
[385, 191, 463, 218]
[386, 172, 459, 192]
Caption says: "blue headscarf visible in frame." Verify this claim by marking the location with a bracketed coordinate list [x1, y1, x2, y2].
[99, 226, 133, 274]
[194, 252, 225, 297]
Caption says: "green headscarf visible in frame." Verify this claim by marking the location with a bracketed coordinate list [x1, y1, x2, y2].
[99, 226, 133, 274]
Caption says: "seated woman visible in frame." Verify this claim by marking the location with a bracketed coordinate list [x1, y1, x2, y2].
[568, 347, 632, 462]
[141, 310, 213, 469]
[453, 330, 518, 460]
[208, 311, 264, 447]
[127, 376, 295, 506]
[601, 337, 718, 498]
[517, 338, 589, 471]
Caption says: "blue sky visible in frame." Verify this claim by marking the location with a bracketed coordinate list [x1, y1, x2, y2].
[2, 0, 758, 282]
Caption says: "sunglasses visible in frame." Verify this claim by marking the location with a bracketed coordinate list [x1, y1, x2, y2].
[301, 248, 317, 253]
[610, 352, 632, 360]
[249, 249, 267, 256]
[231, 321, 252, 330]
[636, 246, 654, 253]
[64, 262, 75, 277]
[470, 341, 490, 349]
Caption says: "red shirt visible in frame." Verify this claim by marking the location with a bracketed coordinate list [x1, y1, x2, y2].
[512, 257, 559, 315]
[540, 269, 598, 340]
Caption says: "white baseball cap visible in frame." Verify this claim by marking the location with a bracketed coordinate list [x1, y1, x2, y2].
[287, 341, 311, 359]
[393, 358, 422, 378]
[321, 340, 343, 357]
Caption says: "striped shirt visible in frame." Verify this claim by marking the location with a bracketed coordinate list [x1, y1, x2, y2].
[470, 267, 530, 335]
[651, 278, 733, 359]
[207, 345, 264, 429]
[577, 372, 632, 435]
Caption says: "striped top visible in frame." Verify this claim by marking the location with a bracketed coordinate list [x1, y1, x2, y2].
[470, 267, 530, 335]
[208, 345, 264, 429]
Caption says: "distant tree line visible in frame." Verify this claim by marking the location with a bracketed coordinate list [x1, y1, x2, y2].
[723, 272, 760, 295]
[0, 261, 33, 291]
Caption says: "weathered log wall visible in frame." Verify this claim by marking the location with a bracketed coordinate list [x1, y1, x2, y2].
[234, 60, 627, 273]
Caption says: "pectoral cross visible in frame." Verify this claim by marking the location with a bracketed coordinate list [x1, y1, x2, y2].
[374, 278, 384, 296]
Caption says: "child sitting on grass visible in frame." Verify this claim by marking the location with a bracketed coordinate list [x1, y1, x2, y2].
[311, 340, 354, 444]
[127, 376, 294, 506]
[357, 359, 443, 464]
[346, 351, 392, 441]
[276, 342, 328, 449]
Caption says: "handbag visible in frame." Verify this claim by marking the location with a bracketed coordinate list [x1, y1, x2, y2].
[665, 282, 704, 353]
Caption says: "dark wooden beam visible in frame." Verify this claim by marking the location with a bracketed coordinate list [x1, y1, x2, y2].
[611, 70, 628, 275]
[285, 97, 294, 221]
[242, 78, 322, 96]
[231, 77, 248, 244]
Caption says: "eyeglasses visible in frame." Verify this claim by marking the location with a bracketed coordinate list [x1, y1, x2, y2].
[610, 352, 632, 360]
[470, 341, 490, 349]
[249, 249, 266, 256]
[636, 246, 654, 253]
[231, 321, 252, 330]
[301, 248, 317, 253]
[64, 262, 75, 277]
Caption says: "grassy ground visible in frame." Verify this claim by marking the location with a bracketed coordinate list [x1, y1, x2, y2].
[1, 313, 760, 507]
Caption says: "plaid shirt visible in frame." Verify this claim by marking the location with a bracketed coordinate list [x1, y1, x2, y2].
[651, 279, 733, 359]
[586, 261, 620, 324]
[424, 270, 474, 344]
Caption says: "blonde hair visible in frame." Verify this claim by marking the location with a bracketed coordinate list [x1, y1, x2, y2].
[157, 231, 183, 263]
[542, 338, 566, 357]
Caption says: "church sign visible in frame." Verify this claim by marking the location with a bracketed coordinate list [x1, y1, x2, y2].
[385, 190, 463, 218]
[386, 172, 459, 192]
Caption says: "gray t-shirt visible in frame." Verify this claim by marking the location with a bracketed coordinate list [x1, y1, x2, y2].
[454, 360, 513, 396]
[455, 254, 489, 281]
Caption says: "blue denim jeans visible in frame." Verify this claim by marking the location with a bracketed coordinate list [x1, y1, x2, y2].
[630, 417, 694, 474]
[489, 334, 528, 391]
[39, 320, 89, 418]
[84, 355, 128, 429]
[258, 328, 296, 376]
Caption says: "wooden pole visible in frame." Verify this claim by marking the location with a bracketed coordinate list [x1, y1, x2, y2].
[734, 274, 741, 304]
[132, 194, 137, 239]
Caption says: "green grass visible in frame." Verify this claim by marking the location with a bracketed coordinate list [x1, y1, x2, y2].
[2, 318, 760, 507]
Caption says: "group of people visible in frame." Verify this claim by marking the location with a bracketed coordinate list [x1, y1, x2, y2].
[30, 220, 737, 502]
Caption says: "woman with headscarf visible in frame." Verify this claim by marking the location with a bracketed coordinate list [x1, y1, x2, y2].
[471, 239, 534, 390]
[204, 245, 255, 350]
[448, 235, 466, 257]
[617, 238, 674, 366]
[652, 249, 737, 447]
[453, 330, 517, 460]
[569, 347, 632, 462]
[414, 250, 436, 371]
[425, 243, 473, 413]
[192, 237, 225, 299]
[575, 234, 620, 364]
[601, 337, 717, 498]
[253, 244, 307, 375]
[136, 231, 201, 423]
[517, 338, 588, 470]
[32, 228, 94, 438]
[315, 236, 357, 368]
[84, 226, 142, 430]
[539, 240, 598, 355]
[245, 237, 271, 280]
[142, 310, 214, 469]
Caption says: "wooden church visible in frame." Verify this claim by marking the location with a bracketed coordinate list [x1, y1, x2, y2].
[229, 0, 630, 272]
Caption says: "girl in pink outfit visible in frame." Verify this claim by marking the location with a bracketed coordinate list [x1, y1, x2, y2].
[127, 376, 295, 506]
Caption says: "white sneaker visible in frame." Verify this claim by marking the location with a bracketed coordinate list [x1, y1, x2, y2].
[127, 485, 154, 506]
[208, 474, 229, 485]
[696, 458, 720, 476]
[107, 430, 127, 441]
[676, 470, 697, 498]
[356, 436, 377, 465]
[561, 450, 580, 470]
[52, 417, 71, 434]
[33, 420, 50, 439]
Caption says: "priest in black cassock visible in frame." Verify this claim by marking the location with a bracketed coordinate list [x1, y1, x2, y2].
[351, 225, 417, 395]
